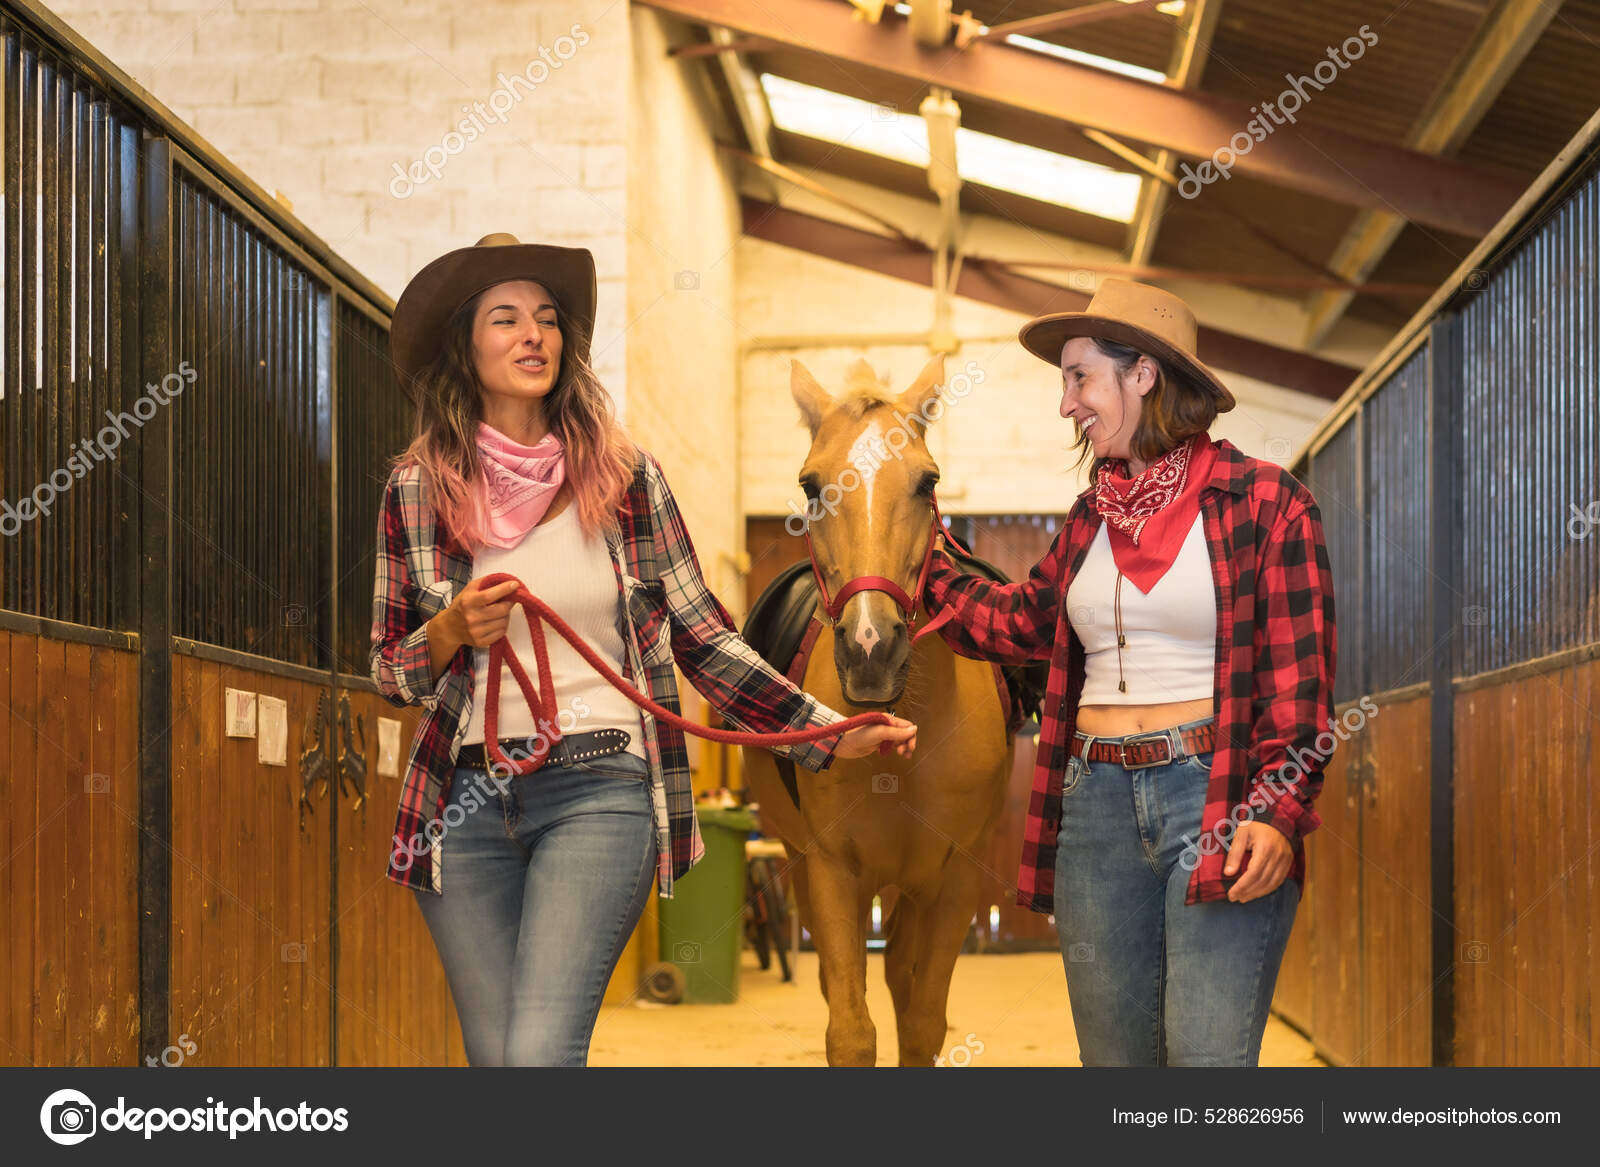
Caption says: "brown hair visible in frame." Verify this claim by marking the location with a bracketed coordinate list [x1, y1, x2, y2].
[1071, 336, 1219, 479]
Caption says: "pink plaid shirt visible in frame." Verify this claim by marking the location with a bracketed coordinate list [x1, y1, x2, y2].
[370, 448, 844, 896]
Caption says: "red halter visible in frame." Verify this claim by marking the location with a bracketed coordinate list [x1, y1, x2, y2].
[802, 494, 961, 644]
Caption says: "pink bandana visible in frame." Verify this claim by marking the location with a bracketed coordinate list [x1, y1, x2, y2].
[475, 422, 566, 549]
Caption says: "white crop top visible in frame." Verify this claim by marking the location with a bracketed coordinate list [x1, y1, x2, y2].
[461, 503, 647, 760]
[1065, 513, 1217, 705]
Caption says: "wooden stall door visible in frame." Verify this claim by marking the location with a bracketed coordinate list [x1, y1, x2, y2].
[167, 657, 330, 1066]
[334, 685, 465, 1067]
[1306, 734, 1363, 1066]
[1359, 694, 1432, 1066]
[1454, 664, 1598, 1067]
[0, 633, 141, 1067]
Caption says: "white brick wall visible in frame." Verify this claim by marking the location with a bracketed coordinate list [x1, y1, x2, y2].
[50, 0, 632, 393]
[623, 9, 743, 603]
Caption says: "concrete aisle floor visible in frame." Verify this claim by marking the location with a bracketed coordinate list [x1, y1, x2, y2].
[589, 949, 1324, 1067]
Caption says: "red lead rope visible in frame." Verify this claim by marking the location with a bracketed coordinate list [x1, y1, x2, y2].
[475, 572, 897, 776]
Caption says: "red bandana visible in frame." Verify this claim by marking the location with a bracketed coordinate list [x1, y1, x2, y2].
[1093, 432, 1218, 593]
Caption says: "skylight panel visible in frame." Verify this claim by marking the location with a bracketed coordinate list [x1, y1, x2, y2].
[759, 74, 1141, 222]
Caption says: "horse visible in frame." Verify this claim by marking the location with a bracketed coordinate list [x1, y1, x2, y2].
[741, 355, 1016, 1067]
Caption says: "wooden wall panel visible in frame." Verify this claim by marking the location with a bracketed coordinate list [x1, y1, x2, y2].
[0, 631, 12, 1065]
[1449, 662, 1599, 1067]
[1588, 658, 1600, 1068]
[1360, 694, 1431, 1066]
[0, 635, 140, 1066]
[1307, 742, 1362, 1065]
[169, 658, 331, 1065]
[36, 638, 69, 1063]
[1272, 872, 1313, 1034]
[3, 632, 37, 1066]
[1484, 665, 1594, 1066]
[1454, 681, 1517, 1065]
[335, 688, 456, 1066]
[64, 642, 93, 1066]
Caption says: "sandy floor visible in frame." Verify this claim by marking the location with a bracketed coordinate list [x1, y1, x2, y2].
[590, 949, 1324, 1067]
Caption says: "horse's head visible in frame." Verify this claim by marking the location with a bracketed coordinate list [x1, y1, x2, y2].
[791, 354, 947, 707]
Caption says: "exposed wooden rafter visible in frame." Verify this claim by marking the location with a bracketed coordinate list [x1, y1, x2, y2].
[1301, 0, 1560, 346]
[1127, 0, 1221, 265]
[739, 196, 1360, 400]
[635, 0, 1524, 236]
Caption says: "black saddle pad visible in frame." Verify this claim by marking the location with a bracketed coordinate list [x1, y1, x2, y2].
[741, 546, 1049, 731]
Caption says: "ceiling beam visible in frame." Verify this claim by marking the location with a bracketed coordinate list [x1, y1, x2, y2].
[668, 34, 776, 59]
[636, 0, 1524, 236]
[1301, 0, 1559, 346]
[705, 26, 777, 164]
[739, 197, 1359, 400]
[980, 0, 1170, 41]
[1127, 0, 1221, 265]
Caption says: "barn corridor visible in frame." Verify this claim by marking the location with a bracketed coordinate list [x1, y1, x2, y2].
[590, 951, 1324, 1067]
[4, 0, 1600, 1092]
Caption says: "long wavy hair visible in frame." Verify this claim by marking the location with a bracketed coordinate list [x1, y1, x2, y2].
[393, 286, 637, 553]
[1071, 336, 1219, 482]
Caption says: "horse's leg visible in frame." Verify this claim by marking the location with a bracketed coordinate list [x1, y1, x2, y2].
[785, 853, 826, 1003]
[896, 859, 984, 1067]
[807, 853, 875, 1066]
[883, 888, 920, 1048]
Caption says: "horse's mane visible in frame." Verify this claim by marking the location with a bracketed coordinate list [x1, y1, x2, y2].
[832, 359, 896, 420]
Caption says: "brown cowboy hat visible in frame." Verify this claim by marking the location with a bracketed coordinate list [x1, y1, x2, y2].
[389, 232, 597, 398]
[1018, 278, 1235, 412]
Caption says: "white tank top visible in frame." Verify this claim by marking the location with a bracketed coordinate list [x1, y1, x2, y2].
[1065, 513, 1217, 705]
[461, 503, 647, 760]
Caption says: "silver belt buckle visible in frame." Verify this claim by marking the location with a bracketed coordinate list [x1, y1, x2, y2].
[1119, 727, 1177, 770]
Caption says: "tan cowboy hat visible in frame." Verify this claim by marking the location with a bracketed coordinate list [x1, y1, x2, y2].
[1018, 278, 1235, 413]
[389, 232, 597, 397]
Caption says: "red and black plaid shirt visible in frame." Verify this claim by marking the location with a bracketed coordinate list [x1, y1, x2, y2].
[924, 438, 1337, 911]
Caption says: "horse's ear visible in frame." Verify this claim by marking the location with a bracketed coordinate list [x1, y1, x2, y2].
[791, 360, 832, 437]
[895, 354, 947, 431]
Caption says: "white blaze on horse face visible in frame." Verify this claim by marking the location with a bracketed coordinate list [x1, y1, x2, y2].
[846, 421, 890, 656]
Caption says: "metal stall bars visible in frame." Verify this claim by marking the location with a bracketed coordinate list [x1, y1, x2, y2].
[1291, 105, 1600, 1067]
[0, 0, 435, 1067]
[1, 2, 147, 1070]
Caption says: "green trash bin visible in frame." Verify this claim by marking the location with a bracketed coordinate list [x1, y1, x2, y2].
[656, 805, 756, 1004]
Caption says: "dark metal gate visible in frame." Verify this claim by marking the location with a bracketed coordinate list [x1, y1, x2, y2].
[0, 0, 436, 1066]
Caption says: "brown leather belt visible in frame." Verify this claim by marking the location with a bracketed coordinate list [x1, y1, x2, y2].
[456, 728, 631, 771]
[1071, 717, 1216, 770]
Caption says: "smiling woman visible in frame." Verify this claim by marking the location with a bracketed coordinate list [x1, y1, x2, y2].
[369, 232, 917, 1068]
[921, 277, 1335, 1067]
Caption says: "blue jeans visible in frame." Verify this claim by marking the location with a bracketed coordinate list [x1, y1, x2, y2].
[1053, 741, 1300, 1067]
[412, 753, 657, 1066]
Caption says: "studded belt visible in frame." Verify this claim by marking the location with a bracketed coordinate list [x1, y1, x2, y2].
[1070, 717, 1216, 771]
[456, 728, 632, 771]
